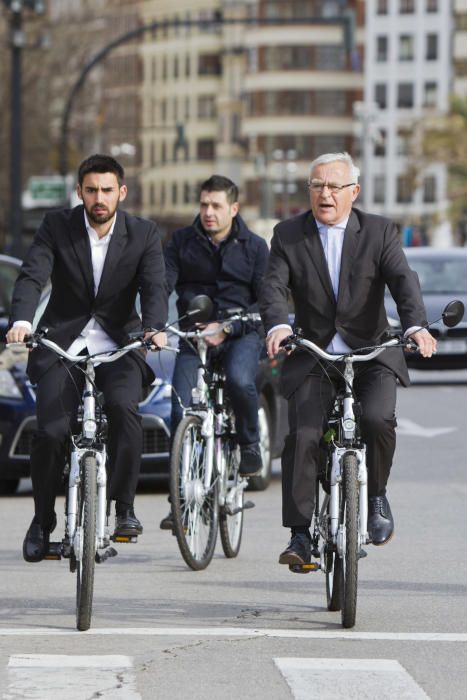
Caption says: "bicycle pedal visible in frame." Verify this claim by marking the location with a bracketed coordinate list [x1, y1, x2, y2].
[110, 535, 138, 543]
[289, 562, 319, 574]
[95, 547, 118, 563]
[358, 548, 368, 559]
[243, 500, 255, 510]
[44, 542, 62, 560]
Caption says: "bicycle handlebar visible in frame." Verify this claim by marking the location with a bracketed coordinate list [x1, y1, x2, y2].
[279, 333, 402, 363]
[167, 310, 261, 340]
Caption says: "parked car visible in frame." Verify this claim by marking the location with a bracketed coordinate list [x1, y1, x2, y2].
[385, 247, 467, 369]
[0, 261, 287, 494]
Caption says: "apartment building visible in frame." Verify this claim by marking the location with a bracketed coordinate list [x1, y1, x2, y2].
[140, 0, 364, 231]
[363, 0, 452, 241]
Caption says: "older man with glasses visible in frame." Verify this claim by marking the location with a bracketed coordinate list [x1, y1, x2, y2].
[259, 151, 436, 570]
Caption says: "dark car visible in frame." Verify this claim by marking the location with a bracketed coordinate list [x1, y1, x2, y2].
[0, 264, 287, 494]
[385, 247, 467, 369]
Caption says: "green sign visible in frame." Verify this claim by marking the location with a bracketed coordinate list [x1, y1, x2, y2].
[29, 177, 66, 203]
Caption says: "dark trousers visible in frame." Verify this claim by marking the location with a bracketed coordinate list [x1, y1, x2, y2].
[282, 361, 397, 528]
[171, 332, 263, 446]
[31, 353, 144, 528]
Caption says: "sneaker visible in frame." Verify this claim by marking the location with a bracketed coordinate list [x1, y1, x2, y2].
[239, 443, 263, 477]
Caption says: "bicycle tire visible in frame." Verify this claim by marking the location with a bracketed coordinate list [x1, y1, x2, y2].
[219, 441, 243, 558]
[340, 452, 359, 628]
[170, 415, 219, 570]
[76, 454, 97, 631]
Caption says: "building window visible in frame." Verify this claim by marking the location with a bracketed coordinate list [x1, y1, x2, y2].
[183, 182, 191, 204]
[185, 55, 190, 77]
[197, 139, 215, 160]
[426, 0, 438, 11]
[172, 183, 177, 205]
[399, 35, 414, 61]
[397, 83, 414, 108]
[377, 0, 388, 14]
[426, 34, 438, 60]
[400, 0, 415, 12]
[374, 175, 386, 204]
[396, 129, 412, 155]
[397, 175, 413, 203]
[424, 81, 437, 107]
[198, 54, 221, 76]
[374, 129, 386, 157]
[173, 55, 179, 79]
[377, 36, 388, 62]
[197, 95, 217, 119]
[375, 83, 387, 110]
[423, 176, 437, 203]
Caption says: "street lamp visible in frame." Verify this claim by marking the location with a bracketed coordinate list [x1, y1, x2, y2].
[3, 0, 44, 256]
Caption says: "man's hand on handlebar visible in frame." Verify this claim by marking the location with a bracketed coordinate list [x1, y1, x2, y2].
[144, 330, 168, 351]
[266, 327, 293, 358]
[6, 324, 31, 347]
[407, 329, 437, 358]
[201, 322, 226, 347]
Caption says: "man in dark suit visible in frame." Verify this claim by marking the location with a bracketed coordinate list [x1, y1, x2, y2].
[7, 154, 168, 562]
[259, 152, 436, 569]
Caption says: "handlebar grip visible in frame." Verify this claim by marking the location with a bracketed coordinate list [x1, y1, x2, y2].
[279, 335, 294, 348]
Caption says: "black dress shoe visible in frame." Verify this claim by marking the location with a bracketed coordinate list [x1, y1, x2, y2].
[23, 515, 57, 563]
[278, 532, 311, 567]
[368, 495, 394, 546]
[159, 511, 174, 531]
[239, 443, 263, 477]
[114, 507, 143, 537]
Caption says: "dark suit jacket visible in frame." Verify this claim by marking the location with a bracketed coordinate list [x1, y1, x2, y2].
[10, 205, 168, 385]
[259, 208, 427, 398]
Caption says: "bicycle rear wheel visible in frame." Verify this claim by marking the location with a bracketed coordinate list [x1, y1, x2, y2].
[76, 455, 97, 631]
[340, 453, 359, 628]
[219, 441, 243, 558]
[170, 415, 219, 570]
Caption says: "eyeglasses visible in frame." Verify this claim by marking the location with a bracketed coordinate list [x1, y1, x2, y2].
[308, 180, 356, 193]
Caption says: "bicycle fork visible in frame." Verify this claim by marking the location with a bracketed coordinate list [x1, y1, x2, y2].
[329, 445, 369, 554]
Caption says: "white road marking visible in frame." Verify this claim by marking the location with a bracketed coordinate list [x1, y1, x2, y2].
[6, 654, 141, 699]
[0, 628, 466, 641]
[397, 418, 455, 438]
[274, 658, 430, 700]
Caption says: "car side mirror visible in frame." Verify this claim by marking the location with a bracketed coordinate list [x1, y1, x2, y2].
[442, 300, 465, 328]
[186, 294, 213, 323]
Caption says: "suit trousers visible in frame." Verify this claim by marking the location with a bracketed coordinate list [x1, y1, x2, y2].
[31, 353, 144, 528]
[282, 360, 397, 528]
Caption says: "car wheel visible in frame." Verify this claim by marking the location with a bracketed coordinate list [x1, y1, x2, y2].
[247, 394, 272, 492]
[0, 478, 20, 495]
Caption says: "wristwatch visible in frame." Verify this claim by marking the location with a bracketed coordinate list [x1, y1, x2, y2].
[223, 323, 233, 336]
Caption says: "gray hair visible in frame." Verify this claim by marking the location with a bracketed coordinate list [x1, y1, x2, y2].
[309, 152, 360, 183]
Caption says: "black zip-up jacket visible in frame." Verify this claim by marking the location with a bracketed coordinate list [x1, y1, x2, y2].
[165, 214, 269, 334]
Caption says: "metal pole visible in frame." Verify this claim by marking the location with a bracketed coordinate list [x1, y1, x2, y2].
[9, 6, 23, 256]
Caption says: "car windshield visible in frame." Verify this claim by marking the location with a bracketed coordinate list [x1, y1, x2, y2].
[408, 257, 467, 294]
[0, 261, 20, 315]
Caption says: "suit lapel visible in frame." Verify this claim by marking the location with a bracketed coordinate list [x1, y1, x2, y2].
[303, 213, 335, 305]
[337, 210, 360, 303]
[69, 206, 94, 299]
[95, 210, 128, 299]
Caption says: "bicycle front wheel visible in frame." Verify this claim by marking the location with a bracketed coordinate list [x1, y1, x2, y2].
[76, 455, 97, 631]
[170, 415, 219, 570]
[340, 452, 359, 628]
[219, 441, 243, 558]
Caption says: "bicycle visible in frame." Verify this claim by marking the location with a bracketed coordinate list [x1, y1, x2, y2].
[280, 299, 464, 628]
[167, 304, 261, 570]
[9, 331, 158, 631]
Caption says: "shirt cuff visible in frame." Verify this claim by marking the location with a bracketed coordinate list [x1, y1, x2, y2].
[12, 321, 32, 332]
[404, 326, 428, 337]
[267, 323, 293, 336]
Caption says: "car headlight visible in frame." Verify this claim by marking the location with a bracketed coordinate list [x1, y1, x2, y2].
[0, 369, 22, 398]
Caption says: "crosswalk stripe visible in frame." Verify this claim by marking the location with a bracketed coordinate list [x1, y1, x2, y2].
[0, 627, 466, 641]
[274, 658, 430, 700]
[6, 655, 141, 699]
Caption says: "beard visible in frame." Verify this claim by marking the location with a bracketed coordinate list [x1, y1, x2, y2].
[85, 201, 118, 225]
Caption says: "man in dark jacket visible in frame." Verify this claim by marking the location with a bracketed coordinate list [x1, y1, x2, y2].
[260, 152, 436, 568]
[160, 175, 269, 530]
[7, 154, 168, 562]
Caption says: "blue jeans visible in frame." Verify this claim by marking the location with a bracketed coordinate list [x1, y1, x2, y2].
[171, 331, 263, 446]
